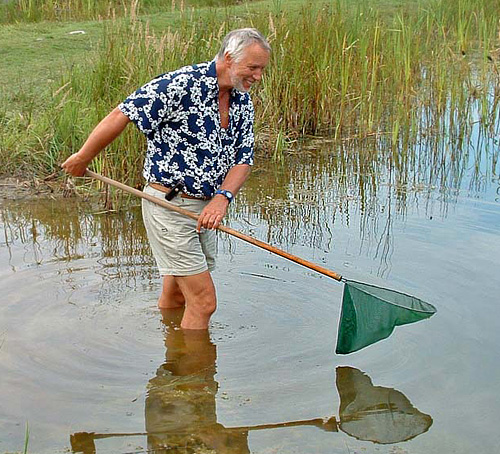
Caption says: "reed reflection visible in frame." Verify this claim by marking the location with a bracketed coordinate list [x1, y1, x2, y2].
[233, 114, 499, 277]
[0, 198, 155, 288]
[70, 312, 432, 453]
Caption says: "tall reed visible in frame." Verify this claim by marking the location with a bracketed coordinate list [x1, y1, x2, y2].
[0, 0, 242, 24]
[1, 0, 499, 184]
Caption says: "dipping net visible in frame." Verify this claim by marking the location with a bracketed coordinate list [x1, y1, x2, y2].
[336, 280, 437, 354]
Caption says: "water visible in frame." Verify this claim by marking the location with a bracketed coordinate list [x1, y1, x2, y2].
[0, 130, 499, 453]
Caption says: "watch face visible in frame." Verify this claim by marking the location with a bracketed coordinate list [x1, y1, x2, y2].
[217, 189, 233, 201]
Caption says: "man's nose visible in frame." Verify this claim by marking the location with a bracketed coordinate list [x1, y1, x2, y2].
[253, 69, 263, 81]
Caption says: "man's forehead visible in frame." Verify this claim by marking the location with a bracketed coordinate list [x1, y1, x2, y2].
[240, 43, 270, 59]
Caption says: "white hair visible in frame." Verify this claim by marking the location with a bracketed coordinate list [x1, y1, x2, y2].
[217, 28, 271, 62]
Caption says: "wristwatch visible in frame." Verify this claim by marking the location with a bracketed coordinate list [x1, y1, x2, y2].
[215, 189, 234, 203]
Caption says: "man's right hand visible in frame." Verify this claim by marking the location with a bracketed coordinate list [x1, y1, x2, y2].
[61, 152, 90, 177]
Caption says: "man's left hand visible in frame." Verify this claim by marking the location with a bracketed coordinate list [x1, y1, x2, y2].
[197, 195, 229, 232]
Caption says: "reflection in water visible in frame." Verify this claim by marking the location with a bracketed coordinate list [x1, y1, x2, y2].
[337, 367, 432, 444]
[236, 109, 499, 274]
[70, 312, 432, 453]
[0, 197, 149, 260]
[1, 73, 497, 454]
[0, 198, 156, 291]
[145, 309, 250, 453]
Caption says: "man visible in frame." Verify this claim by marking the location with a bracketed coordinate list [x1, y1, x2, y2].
[62, 28, 271, 330]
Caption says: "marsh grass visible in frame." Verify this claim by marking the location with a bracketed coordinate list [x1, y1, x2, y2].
[1, 0, 500, 185]
[23, 422, 29, 454]
[0, 0, 244, 24]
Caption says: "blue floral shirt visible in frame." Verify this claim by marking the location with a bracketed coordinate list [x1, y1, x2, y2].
[118, 60, 254, 198]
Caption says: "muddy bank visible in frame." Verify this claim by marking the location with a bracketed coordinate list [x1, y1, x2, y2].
[0, 174, 68, 200]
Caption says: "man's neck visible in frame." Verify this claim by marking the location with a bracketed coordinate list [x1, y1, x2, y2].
[215, 58, 233, 95]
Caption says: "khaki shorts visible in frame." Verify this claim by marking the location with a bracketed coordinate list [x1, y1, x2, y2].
[142, 185, 216, 276]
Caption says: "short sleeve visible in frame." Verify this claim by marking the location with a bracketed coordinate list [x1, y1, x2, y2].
[234, 98, 255, 166]
[118, 75, 182, 135]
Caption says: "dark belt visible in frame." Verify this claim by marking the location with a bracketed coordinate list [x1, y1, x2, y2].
[148, 182, 211, 201]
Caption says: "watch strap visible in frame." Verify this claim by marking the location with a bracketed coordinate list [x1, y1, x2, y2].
[215, 189, 233, 202]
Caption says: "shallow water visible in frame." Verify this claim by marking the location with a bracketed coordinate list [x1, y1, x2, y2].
[1, 134, 499, 453]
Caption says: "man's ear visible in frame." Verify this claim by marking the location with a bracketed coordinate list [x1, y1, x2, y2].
[223, 52, 233, 66]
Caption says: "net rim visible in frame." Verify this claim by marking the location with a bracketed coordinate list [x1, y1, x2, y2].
[343, 279, 436, 315]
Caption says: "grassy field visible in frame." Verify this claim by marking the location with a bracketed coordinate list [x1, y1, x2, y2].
[1, 0, 499, 186]
[0, 0, 255, 23]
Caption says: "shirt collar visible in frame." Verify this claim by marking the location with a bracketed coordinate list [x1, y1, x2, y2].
[206, 59, 218, 90]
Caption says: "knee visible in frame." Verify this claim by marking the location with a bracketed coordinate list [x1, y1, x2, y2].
[176, 272, 217, 322]
[195, 293, 217, 317]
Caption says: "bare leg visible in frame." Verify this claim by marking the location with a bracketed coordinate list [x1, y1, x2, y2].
[158, 275, 185, 309]
[175, 271, 217, 330]
[159, 306, 185, 328]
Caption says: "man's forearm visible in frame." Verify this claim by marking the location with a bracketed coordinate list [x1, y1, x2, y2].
[79, 108, 130, 161]
[62, 107, 130, 176]
[218, 164, 252, 195]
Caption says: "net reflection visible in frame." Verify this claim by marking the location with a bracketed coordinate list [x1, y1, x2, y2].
[70, 313, 432, 453]
[336, 367, 433, 444]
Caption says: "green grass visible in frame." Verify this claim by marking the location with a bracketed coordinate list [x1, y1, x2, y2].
[0, 0, 310, 180]
[0, 21, 102, 112]
[0, 0, 253, 24]
[23, 423, 29, 454]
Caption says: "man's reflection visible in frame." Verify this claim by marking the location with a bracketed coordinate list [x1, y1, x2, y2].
[70, 313, 432, 452]
[145, 308, 250, 453]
